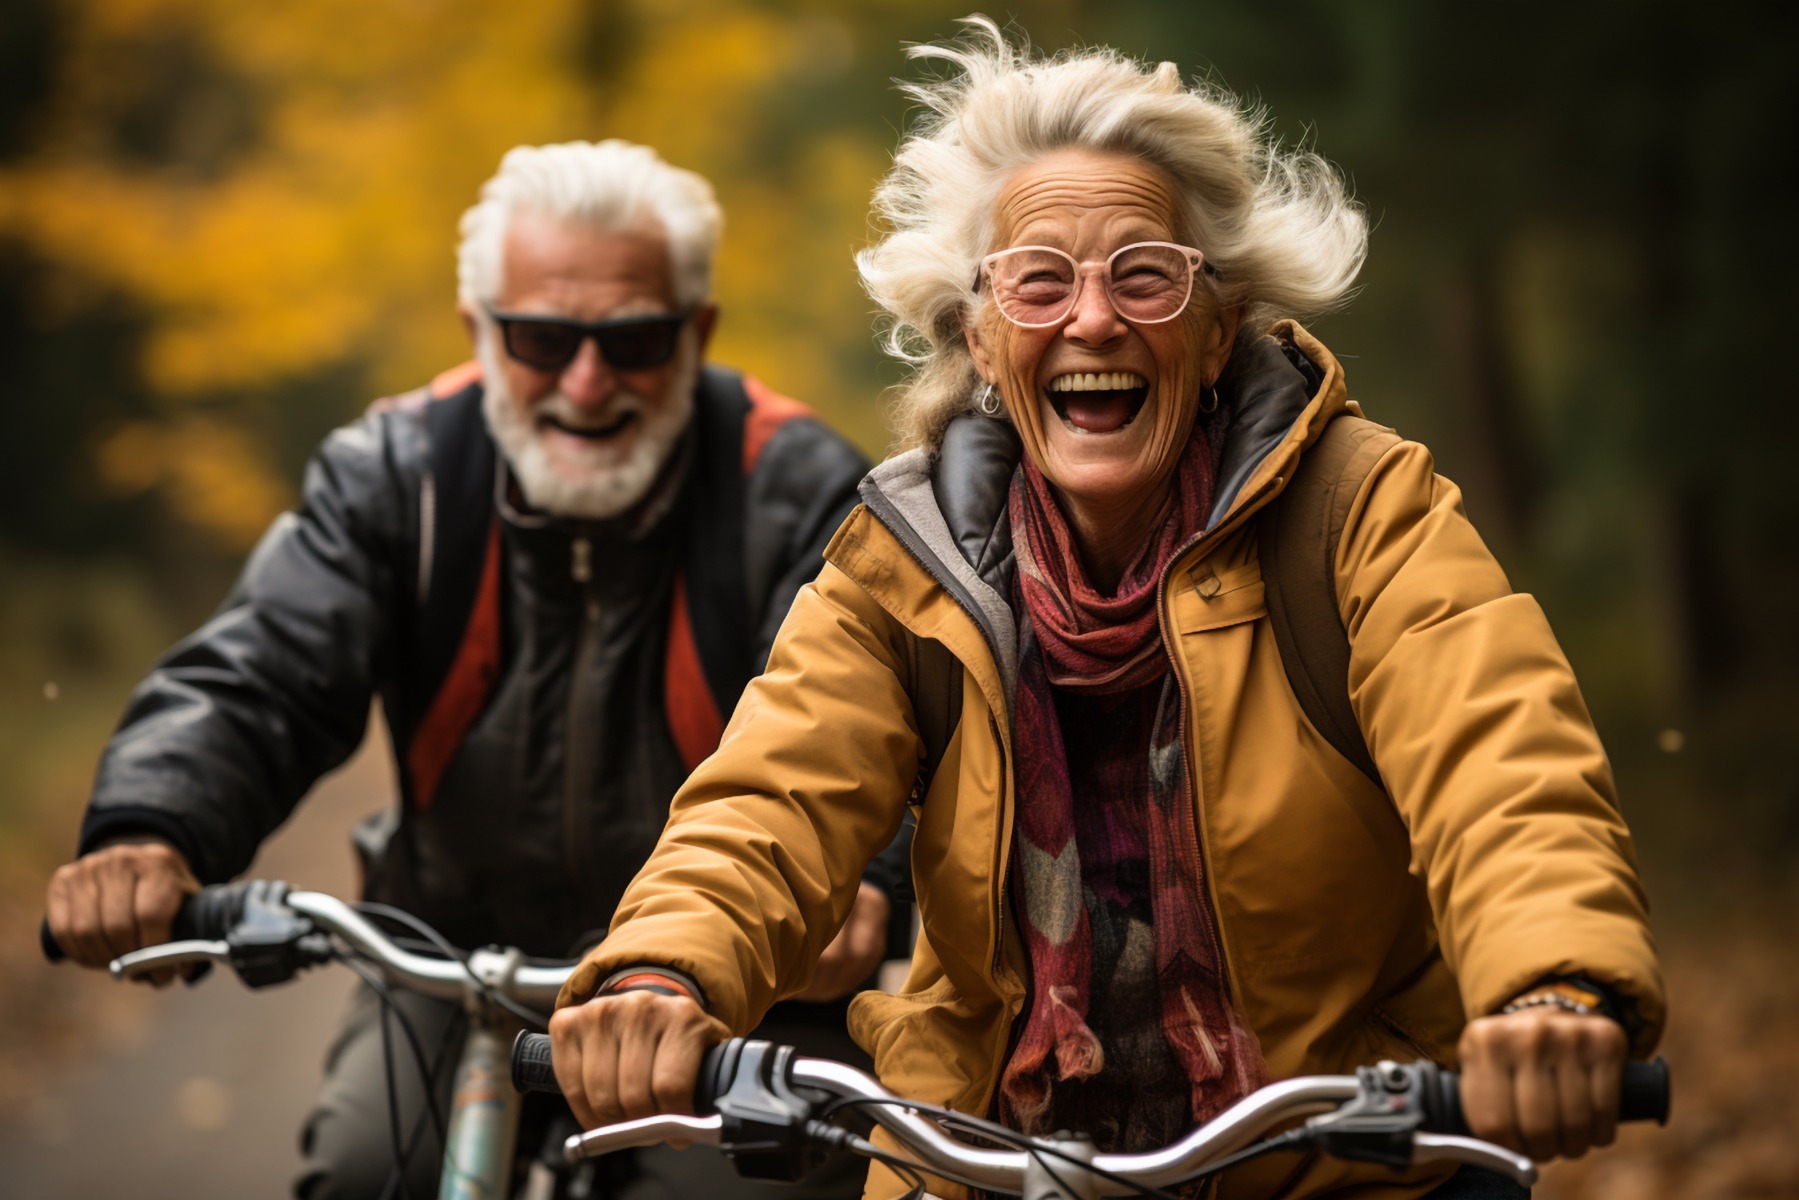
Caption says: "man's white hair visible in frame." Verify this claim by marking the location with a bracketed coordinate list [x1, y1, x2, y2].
[457, 140, 722, 308]
[857, 17, 1369, 451]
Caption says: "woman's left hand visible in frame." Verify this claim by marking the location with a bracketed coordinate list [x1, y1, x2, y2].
[1457, 1006, 1628, 1161]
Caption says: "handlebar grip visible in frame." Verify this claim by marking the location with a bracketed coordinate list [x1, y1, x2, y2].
[173, 884, 249, 941]
[508, 1031, 734, 1112]
[1424, 1057, 1671, 1133]
[511, 1031, 560, 1095]
[38, 899, 200, 964]
[39, 881, 260, 966]
[1615, 1057, 1672, 1124]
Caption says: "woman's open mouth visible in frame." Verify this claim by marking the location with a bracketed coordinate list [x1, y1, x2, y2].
[1046, 371, 1149, 435]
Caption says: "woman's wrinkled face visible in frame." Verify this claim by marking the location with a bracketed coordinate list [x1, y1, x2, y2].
[964, 149, 1238, 524]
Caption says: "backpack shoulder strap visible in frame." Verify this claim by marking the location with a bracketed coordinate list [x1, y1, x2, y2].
[1258, 415, 1401, 785]
[662, 368, 843, 772]
[663, 367, 750, 772]
[384, 368, 501, 810]
[675, 366, 753, 712]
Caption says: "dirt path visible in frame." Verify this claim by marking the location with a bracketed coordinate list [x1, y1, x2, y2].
[5, 729, 1794, 1198]
[0, 734, 388, 1196]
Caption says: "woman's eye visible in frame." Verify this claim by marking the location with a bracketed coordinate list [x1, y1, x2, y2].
[1112, 270, 1176, 296]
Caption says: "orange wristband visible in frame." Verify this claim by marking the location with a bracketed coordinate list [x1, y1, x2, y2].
[605, 972, 696, 1001]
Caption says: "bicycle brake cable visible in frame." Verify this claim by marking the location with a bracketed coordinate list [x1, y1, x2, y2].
[819, 1096, 1184, 1199]
[352, 902, 549, 1030]
[342, 958, 448, 1168]
[352, 960, 416, 1200]
[832, 1133, 929, 1200]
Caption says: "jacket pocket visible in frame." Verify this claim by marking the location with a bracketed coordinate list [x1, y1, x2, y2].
[1173, 559, 1266, 634]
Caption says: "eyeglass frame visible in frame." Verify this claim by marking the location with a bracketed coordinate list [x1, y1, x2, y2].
[971, 240, 1213, 329]
[481, 304, 695, 372]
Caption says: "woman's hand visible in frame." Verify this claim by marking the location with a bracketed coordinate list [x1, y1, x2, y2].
[1457, 1007, 1628, 1161]
[793, 881, 892, 1002]
[548, 989, 731, 1130]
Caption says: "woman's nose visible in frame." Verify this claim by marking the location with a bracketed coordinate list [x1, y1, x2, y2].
[1061, 273, 1127, 344]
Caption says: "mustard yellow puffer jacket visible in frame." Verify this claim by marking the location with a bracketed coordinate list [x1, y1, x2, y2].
[561, 324, 1665, 1198]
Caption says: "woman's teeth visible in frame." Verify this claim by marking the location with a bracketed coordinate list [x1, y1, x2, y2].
[1043, 371, 1151, 435]
[1048, 371, 1148, 392]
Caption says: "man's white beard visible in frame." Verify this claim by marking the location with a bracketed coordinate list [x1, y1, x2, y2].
[478, 329, 698, 521]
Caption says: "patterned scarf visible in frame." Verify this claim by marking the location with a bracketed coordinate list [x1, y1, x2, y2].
[999, 425, 1268, 1148]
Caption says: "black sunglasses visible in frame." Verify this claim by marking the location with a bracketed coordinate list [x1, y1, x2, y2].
[484, 307, 692, 372]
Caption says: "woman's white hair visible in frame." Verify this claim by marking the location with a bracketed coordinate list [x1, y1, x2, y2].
[858, 17, 1368, 451]
[458, 140, 722, 309]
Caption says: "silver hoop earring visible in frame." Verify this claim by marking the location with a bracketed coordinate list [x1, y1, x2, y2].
[1199, 384, 1220, 414]
[975, 384, 1002, 417]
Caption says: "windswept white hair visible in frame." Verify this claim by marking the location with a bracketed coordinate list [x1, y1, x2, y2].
[458, 140, 722, 308]
[858, 17, 1368, 451]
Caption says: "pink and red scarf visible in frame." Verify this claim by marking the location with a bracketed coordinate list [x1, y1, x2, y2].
[999, 424, 1267, 1148]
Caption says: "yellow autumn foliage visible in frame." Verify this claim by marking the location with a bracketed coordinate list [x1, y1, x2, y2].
[0, 0, 1009, 549]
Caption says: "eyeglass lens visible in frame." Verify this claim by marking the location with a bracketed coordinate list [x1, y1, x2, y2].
[985, 243, 1198, 327]
[499, 313, 686, 372]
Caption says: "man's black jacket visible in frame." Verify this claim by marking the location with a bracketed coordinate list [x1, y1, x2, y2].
[78, 364, 900, 960]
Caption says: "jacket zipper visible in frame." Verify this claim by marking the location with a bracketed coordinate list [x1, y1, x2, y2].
[1152, 470, 1290, 1014]
[564, 534, 603, 912]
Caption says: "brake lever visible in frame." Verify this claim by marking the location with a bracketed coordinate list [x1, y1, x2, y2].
[564, 1114, 724, 1161]
[110, 940, 230, 979]
[108, 879, 333, 989]
[1299, 1062, 1538, 1187]
[1413, 1133, 1536, 1186]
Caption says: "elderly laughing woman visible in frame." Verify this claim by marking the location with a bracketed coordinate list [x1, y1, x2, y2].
[549, 19, 1665, 1199]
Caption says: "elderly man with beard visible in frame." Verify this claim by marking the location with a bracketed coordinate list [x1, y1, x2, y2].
[43, 140, 889, 1199]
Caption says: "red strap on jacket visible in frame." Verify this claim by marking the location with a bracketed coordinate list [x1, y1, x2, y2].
[663, 573, 727, 773]
[407, 371, 816, 790]
[429, 359, 483, 400]
[741, 376, 817, 474]
[405, 519, 503, 810]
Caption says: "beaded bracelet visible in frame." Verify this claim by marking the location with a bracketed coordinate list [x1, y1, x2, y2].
[1500, 980, 1605, 1017]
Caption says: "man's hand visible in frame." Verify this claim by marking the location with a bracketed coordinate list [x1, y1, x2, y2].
[549, 989, 731, 1130]
[1457, 1006, 1628, 1162]
[44, 838, 200, 986]
[793, 881, 892, 1002]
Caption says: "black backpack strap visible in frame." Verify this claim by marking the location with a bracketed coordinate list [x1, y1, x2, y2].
[679, 366, 754, 714]
[1259, 415, 1401, 785]
[379, 375, 498, 807]
[414, 379, 499, 703]
[905, 635, 963, 804]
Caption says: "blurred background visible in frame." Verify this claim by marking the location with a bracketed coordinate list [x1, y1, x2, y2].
[1, 0, 1794, 1195]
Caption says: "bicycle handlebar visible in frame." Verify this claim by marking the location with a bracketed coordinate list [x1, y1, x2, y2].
[41, 879, 300, 964]
[44, 880, 575, 1007]
[510, 1032, 1670, 1194]
[509, 1031, 1669, 1135]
